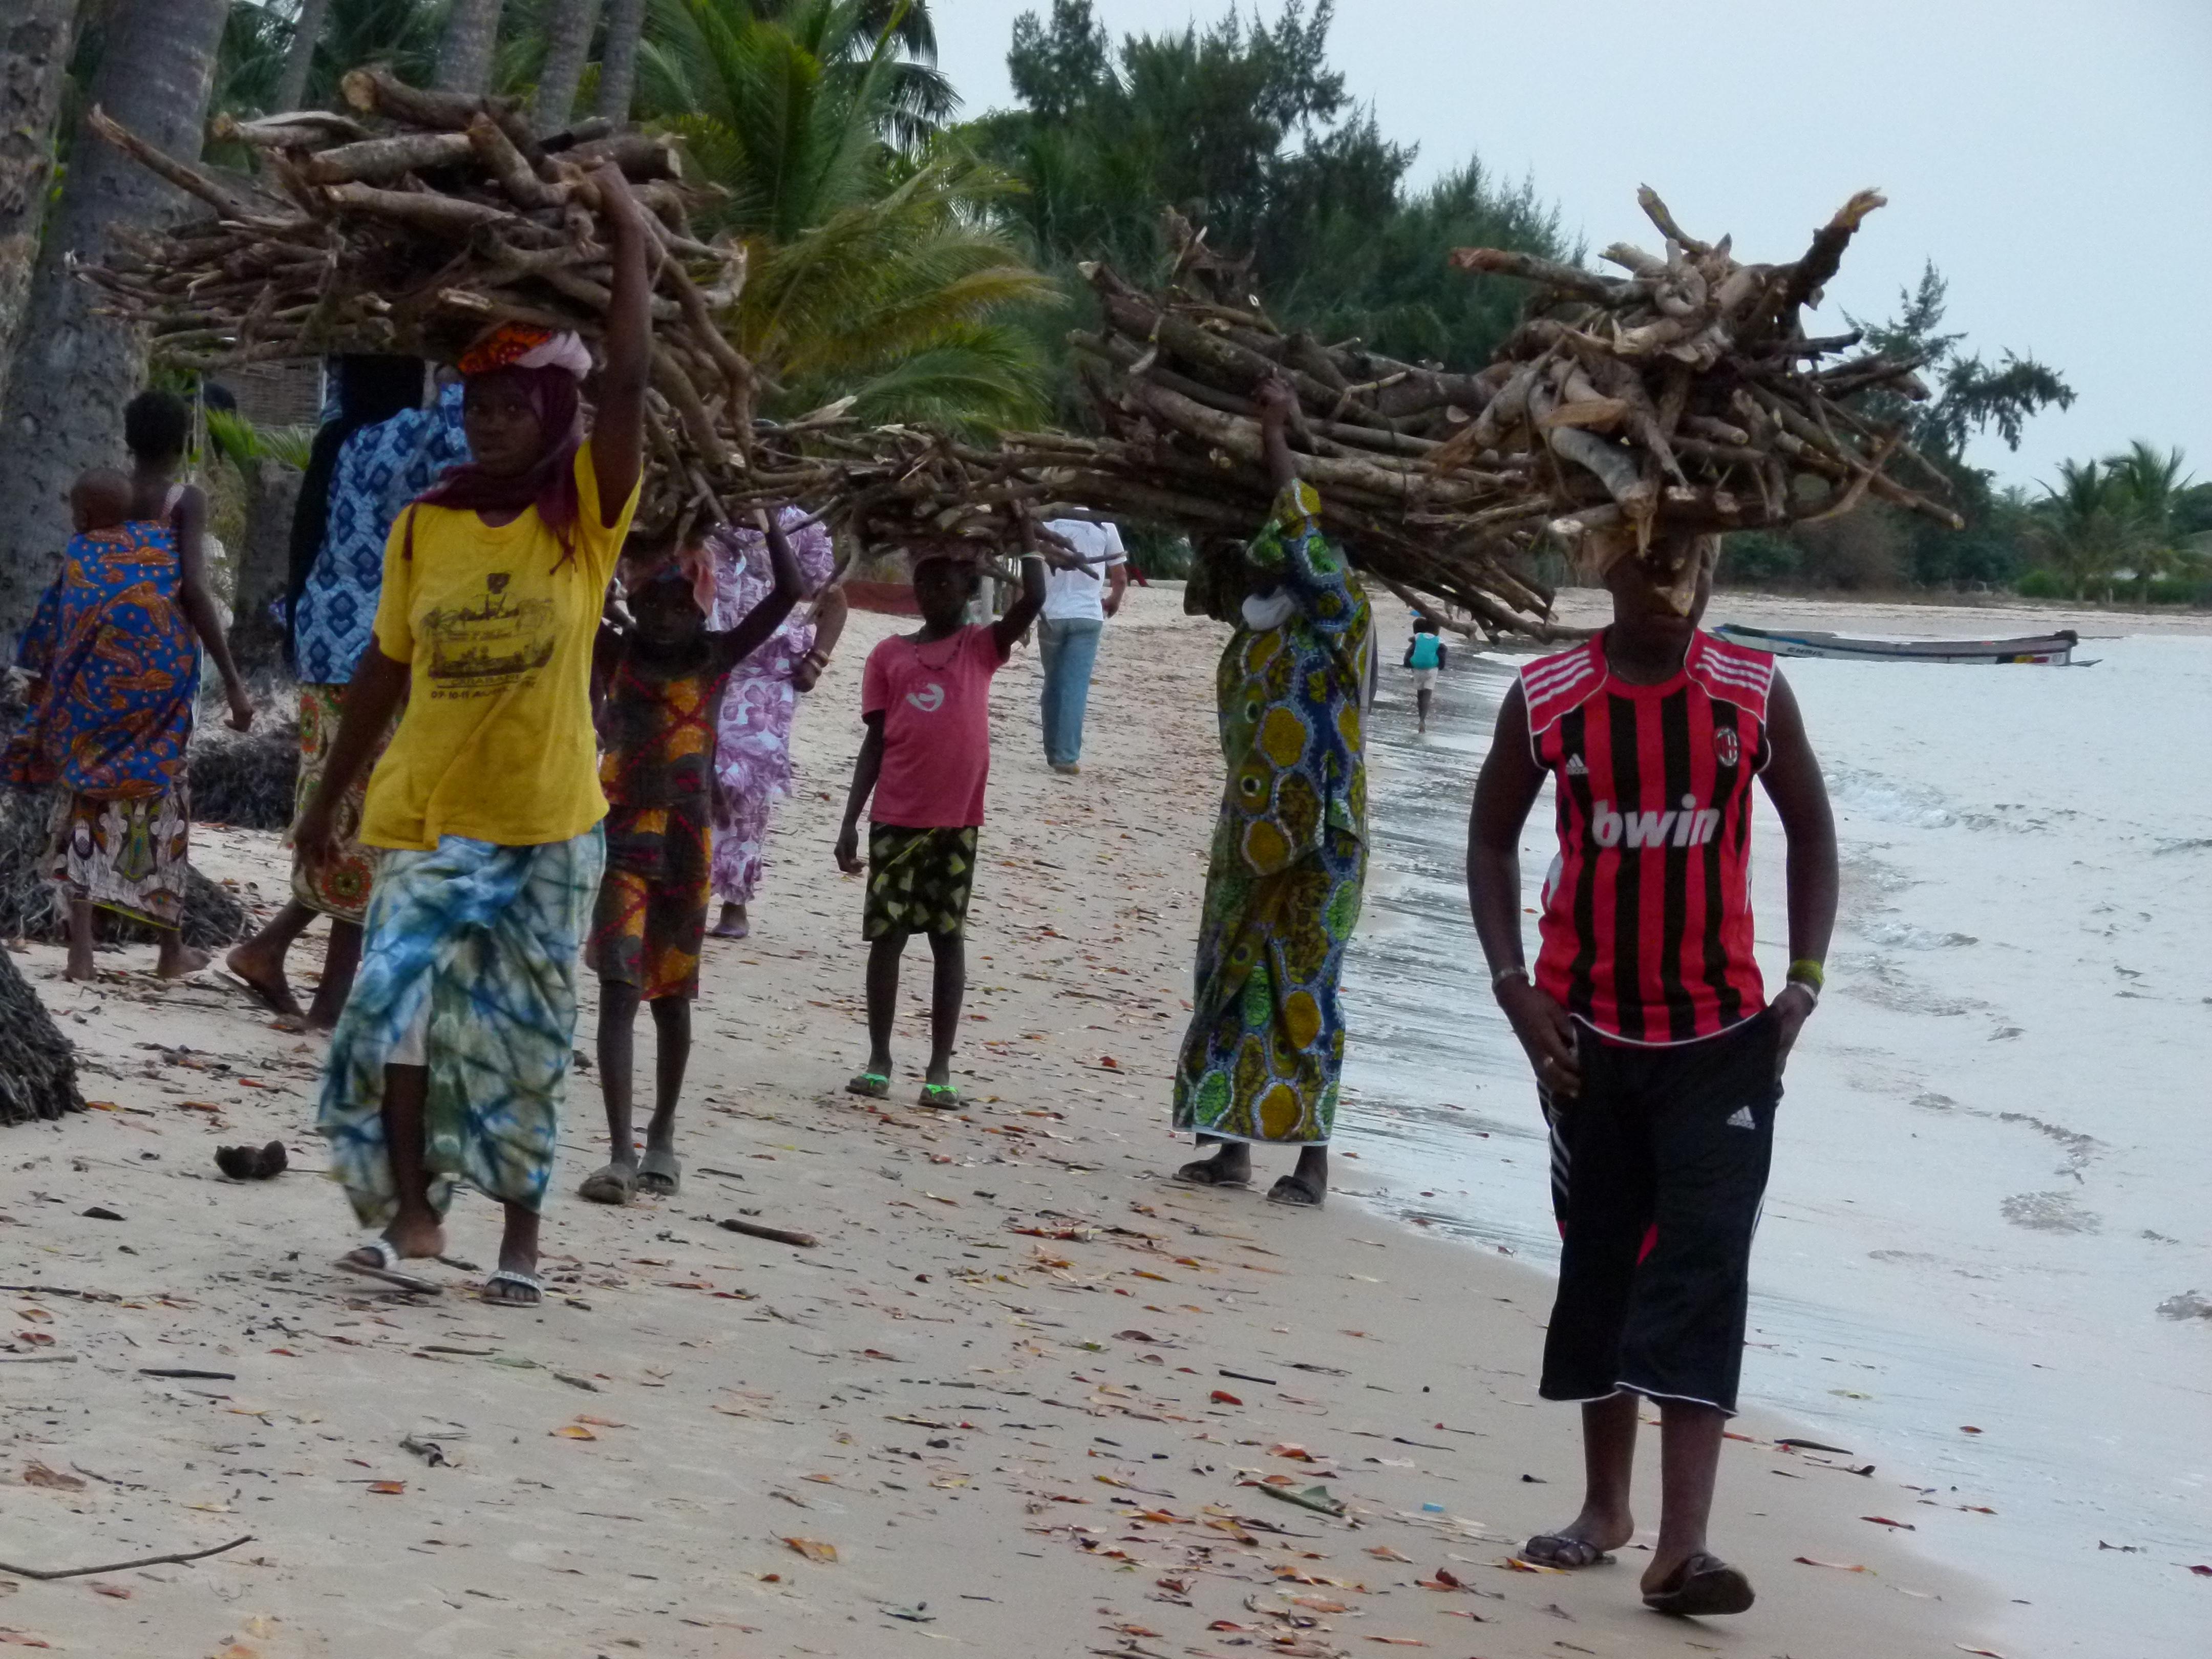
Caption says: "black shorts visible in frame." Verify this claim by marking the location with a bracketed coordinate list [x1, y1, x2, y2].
[1537, 1012, 1782, 1416]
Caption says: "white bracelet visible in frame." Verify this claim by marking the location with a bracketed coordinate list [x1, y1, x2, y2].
[1491, 964, 1532, 992]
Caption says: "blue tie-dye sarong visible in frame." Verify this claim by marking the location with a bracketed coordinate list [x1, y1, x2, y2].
[318, 828, 605, 1226]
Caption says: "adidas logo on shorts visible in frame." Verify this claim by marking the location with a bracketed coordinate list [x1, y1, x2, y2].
[1726, 1105, 1757, 1130]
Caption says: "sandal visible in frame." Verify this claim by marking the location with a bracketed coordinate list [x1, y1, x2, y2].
[481, 1269, 544, 1308]
[845, 1072, 890, 1099]
[1266, 1173, 1326, 1208]
[638, 1148, 682, 1197]
[918, 1083, 963, 1110]
[578, 1162, 636, 1205]
[1520, 1533, 1613, 1569]
[336, 1240, 442, 1296]
[1174, 1158, 1250, 1188]
[1643, 1551, 1754, 1617]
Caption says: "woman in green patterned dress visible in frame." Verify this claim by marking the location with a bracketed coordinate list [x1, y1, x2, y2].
[1173, 377, 1373, 1206]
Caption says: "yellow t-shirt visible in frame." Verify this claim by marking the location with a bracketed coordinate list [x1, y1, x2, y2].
[359, 444, 638, 850]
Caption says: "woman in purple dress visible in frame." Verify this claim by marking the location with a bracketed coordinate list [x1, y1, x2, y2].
[704, 508, 844, 939]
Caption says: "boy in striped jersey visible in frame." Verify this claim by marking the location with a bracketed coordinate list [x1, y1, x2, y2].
[1466, 528, 1837, 1618]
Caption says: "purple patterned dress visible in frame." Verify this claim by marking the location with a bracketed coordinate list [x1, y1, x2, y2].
[706, 508, 836, 905]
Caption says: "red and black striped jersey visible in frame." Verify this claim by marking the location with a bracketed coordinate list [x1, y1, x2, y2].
[1522, 630, 1774, 1045]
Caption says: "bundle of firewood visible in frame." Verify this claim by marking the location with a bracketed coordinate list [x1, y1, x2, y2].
[721, 192, 1957, 635]
[83, 81, 1952, 634]
[76, 71, 755, 537]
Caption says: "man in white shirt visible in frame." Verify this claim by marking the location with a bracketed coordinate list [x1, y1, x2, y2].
[1036, 517, 1127, 774]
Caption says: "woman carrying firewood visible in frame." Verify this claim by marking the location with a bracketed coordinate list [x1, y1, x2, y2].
[295, 163, 651, 1308]
[1172, 377, 1372, 1208]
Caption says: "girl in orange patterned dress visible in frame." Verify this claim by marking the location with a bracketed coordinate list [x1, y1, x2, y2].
[577, 516, 802, 1205]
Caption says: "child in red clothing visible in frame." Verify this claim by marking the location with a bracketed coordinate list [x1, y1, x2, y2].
[835, 524, 1050, 1108]
[578, 514, 802, 1204]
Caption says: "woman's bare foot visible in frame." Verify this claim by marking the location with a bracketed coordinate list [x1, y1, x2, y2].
[155, 931, 210, 980]
[709, 903, 749, 940]
[226, 940, 304, 1017]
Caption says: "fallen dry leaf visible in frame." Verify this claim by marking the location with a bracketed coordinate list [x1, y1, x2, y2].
[87, 1584, 130, 1600]
[1954, 1647, 2007, 1658]
[21, 1463, 83, 1492]
[0, 1633, 53, 1648]
[1860, 1515, 1917, 1530]
[1366, 1545, 1413, 1562]
[1794, 1557, 1871, 1572]
[368, 1480, 406, 1495]
[1210, 1390, 1242, 1406]
[575, 1415, 627, 1428]
[781, 1537, 837, 1563]
[554, 1423, 598, 1440]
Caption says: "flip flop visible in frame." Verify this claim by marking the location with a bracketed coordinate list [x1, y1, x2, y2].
[1266, 1173, 1326, 1208]
[481, 1269, 544, 1308]
[578, 1162, 636, 1205]
[1642, 1551, 1754, 1617]
[336, 1240, 441, 1296]
[1174, 1160, 1250, 1188]
[918, 1083, 963, 1110]
[1520, 1533, 1614, 1569]
[845, 1072, 890, 1099]
[638, 1148, 682, 1196]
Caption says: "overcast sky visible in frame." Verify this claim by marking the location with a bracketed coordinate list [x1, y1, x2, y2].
[933, 0, 2212, 491]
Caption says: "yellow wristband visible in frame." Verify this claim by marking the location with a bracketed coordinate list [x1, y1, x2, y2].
[1786, 958, 1824, 990]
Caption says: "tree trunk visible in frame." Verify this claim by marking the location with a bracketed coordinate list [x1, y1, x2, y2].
[0, 0, 81, 409]
[0, 0, 231, 647]
[594, 0, 648, 121]
[434, 0, 507, 96]
[273, 0, 334, 113]
[532, 0, 603, 134]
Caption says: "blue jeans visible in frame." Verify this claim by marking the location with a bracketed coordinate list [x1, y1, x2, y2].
[1037, 616, 1104, 767]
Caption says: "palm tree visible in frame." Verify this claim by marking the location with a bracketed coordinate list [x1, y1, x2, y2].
[2102, 441, 2193, 603]
[436, 0, 505, 92]
[2029, 461, 2138, 603]
[0, 0, 237, 643]
[275, 0, 337, 109]
[0, 0, 81, 405]
[637, 0, 1048, 430]
[533, 0, 605, 130]
[597, 0, 651, 118]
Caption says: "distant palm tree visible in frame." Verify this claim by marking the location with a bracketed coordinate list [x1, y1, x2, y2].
[435, 0, 504, 92]
[532, 0, 604, 130]
[275, 0, 337, 109]
[0, 0, 238, 641]
[2030, 461, 2139, 603]
[0, 0, 81, 397]
[638, 0, 1047, 430]
[596, 0, 650, 118]
[2102, 441, 2193, 602]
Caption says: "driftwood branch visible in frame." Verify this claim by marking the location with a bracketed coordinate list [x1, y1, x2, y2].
[0, 1533, 254, 1581]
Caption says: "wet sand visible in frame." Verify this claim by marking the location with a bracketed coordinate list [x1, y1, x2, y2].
[0, 585, 1999, 1657]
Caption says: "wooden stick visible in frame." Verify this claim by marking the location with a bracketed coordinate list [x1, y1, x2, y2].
[0, 1534, 253, 1581]
[718, 1218, 818, 1249]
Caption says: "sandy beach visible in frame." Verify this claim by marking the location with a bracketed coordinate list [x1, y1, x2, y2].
[0, 584, 2028, 1657]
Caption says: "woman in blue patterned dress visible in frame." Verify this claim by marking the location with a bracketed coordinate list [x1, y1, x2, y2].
[226, 356, 467, 1027]
[1172, 378, 1373, 1207]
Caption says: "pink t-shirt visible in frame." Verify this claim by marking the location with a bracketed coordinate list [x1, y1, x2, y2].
[861, 625, 1009, 828]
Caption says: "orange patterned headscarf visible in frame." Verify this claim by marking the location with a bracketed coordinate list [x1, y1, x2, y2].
[457, 323, 593, 379]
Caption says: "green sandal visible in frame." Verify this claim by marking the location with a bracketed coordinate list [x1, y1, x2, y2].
[918, 1083, 963, 1110]
[845, 1072, 890, 1099]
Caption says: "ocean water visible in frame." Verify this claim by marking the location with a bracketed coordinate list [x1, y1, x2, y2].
[1336, 626, 2212, 1657]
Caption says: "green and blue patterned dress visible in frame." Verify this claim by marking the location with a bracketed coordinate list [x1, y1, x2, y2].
[1173, 482, 1371, 1146]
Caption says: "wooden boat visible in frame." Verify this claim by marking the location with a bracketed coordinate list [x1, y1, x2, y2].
[1711, 623, 2082, 665]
